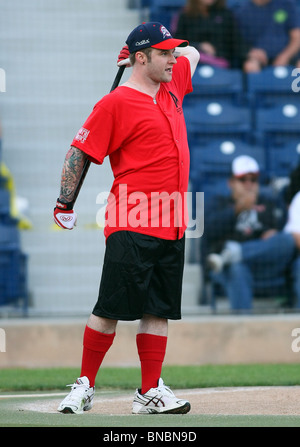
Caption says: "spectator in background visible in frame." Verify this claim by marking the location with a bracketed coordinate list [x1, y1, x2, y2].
[234, 0, 300, 73]
[283, 163, 300, 308]
[203, 155, 297, 312]
[173, 0, 248, 68]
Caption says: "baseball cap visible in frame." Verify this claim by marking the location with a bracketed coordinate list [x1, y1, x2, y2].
[126, 22, 189, 54]
[232, 155, 260, 178]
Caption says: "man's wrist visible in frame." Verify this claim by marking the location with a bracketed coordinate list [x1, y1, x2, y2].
[55, 198, 74, 211]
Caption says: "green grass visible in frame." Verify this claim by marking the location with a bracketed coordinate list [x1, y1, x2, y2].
[1, 364, 300, 428]
[1, 363, 300, 392]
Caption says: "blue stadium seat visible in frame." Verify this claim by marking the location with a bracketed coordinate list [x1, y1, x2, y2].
[0, 223, 29, 314]
[186, 65, 244, 105]
[149, 0, 185, 30]
[226, 0, 244, 10]
[150, 0, 185, 6]
[268, 140, 300, 179]
[189, 138, 265, 201]
[0, 222, 20, 248]
[0, 188, 19, 225]
[0, 188, 11, 222]
[247, 66, 298, 109]
[184, 100, 253, 144]
[0, 140, 5, 188]
[140, 0, 151, 7]
[255, 102, 300, 148]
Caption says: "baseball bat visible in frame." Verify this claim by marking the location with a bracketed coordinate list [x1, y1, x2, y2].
[71, 63, 127, 205]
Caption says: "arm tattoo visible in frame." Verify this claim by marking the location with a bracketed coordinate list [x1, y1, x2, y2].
[59, 146, 87, 203]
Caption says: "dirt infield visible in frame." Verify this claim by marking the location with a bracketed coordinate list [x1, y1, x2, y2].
[20, 386, 300, 416]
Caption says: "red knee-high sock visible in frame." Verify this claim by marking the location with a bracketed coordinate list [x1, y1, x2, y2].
[136, 333, 167, 395]
[80, 326, 115, 387]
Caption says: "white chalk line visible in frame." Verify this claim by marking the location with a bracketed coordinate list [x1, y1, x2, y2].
[2, 385, 299, 400]
[0, 392, 66, 399]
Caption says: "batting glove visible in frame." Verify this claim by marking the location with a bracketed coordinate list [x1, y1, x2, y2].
[53, 199, 77, 230]
[117, 45, 131, 67]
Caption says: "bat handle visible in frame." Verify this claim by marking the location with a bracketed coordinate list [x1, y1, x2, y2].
[110, 65, 126, 92]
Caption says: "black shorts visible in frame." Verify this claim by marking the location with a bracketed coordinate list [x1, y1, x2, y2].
[92, 231, 185, 321]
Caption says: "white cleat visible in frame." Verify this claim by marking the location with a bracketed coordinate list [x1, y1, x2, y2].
[57, 376, 95, 414]
[132, 378, 191, 414]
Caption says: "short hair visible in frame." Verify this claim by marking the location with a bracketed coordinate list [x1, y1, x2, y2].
[129, 47, 153, 66]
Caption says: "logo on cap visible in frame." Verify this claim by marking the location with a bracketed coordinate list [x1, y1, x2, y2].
[135, 39, 150, 48]
[160, 25, 171, 40]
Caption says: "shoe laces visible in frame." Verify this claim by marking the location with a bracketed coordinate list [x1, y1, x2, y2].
[155, 381, 175, 397]
[65, 381, 89, 401]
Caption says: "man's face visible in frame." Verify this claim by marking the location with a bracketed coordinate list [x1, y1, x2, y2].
[145, 48, 177, 83]
[229, 174, 259, 199]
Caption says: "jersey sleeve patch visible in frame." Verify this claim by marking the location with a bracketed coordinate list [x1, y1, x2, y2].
[74, 127, 90, 143]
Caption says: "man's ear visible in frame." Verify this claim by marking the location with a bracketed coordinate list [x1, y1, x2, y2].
[136, 51, 147, 65]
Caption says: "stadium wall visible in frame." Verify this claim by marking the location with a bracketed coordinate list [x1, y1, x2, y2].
[1, 315, 300, 368]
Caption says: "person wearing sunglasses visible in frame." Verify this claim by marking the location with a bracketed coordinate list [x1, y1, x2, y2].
[203, 155, 297, 312]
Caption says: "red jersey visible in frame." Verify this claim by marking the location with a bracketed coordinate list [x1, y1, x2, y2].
[71, 56, 193, 240]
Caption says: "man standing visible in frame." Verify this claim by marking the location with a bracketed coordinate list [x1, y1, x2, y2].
[53, 22, 199, 414]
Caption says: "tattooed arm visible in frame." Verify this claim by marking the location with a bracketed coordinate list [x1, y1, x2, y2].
[59, 146, 88, 205]
[53, 146, 87, 229]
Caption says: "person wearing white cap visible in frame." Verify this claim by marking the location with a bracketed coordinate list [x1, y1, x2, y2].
[231, 155, 260, 178]
[204, 155, 297, 312]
